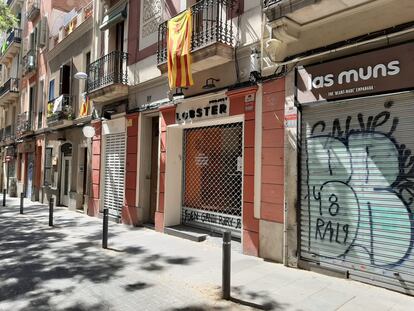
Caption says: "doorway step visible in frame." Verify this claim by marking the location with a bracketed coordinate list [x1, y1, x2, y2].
[164, 225, 208, 242]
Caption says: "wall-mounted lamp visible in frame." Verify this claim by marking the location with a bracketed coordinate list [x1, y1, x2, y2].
[74, 72, 88, 80]
[202, 78, 220, 90]
[103, 109, 116, 120]
[173, 87, 186, 100]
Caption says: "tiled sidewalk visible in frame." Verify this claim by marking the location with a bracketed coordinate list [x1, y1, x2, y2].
[0, 196, 413, 311]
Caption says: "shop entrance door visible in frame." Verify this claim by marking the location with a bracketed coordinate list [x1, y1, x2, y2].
[103, 132, 126, 220]
[149, 117, 159, 223]
[60, 156, 72, 206]
[182, 122, 243, 236]
[300, 92, 414, 294]
[26, 153, 34, 199]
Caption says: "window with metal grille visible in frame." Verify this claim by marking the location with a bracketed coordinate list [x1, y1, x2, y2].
[182, 122, 243, 232]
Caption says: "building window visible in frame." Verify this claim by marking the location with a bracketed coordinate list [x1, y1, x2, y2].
[18, 153, 23, 181]
[49, 79, 55, 101]
[37, 80, 44, 129]
[84, 51, 91, 92]
[44, 147, 53, 186]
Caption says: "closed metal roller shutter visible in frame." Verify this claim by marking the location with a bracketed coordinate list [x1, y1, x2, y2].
[103, 132, 126, 220]
[300, 92, 414, 295]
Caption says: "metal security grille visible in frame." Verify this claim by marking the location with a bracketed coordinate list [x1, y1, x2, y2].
[300, 92, 414, 295]
[182, 122, 243, 234]
[103, 133, 126, 220]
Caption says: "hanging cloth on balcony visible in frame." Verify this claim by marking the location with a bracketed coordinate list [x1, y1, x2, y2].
[167, 9, 193, 89]
[52, 95, 63, 113]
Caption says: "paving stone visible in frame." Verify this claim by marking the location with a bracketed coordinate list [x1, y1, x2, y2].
[0, 196, 413, 311]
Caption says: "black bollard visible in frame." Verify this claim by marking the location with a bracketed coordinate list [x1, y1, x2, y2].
[2, 189, 6, 207]
[49, 197, 54, 226]
[20, 192, 24, 214]
[102, 208, 108, 249]
[222, 230, 231, 300]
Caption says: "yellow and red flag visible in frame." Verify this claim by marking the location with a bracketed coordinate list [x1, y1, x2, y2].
[79, 92, 89, 117]
[167, 10, 193, 89]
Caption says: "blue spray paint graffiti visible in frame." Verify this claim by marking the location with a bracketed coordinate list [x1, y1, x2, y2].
[306, 107, 414, 268]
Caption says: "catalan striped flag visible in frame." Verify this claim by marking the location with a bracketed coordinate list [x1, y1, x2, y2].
[79, 92, 89, 117]
[167, 10, 194, 89]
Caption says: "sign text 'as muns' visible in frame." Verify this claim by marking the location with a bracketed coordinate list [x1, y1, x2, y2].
[296, 43, 414, 104]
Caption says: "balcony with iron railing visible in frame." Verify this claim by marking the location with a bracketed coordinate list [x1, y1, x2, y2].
[157, 0, 235, 73]
[22, 49, 37, 77]
[27, 0, 40, 21]
[16, 112, 34, 137]
[0, 78, 19, 105]
[263, 0, 283, 7]
[47, 95, 75, 127]
[50, 2, 93, 50]
[0, 28, 22, 64]
[3, 125, 14, 141]
[87, 51, 128, 102]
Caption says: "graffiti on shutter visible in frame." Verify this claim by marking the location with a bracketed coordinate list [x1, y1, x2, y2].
[301, 93, 414, 291]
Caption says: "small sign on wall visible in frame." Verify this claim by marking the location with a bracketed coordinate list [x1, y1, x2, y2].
[245, 94, 255, 103]
[285, 107, 297, 128]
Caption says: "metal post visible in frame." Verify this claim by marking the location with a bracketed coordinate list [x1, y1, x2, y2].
[102, 208, 108, 249]
[49, 197, 54, 226]
[2, 189, 6, 207]
[20, 192, 24, 214]
[6, 161, 9, 193]
[222, 230, 231, 300]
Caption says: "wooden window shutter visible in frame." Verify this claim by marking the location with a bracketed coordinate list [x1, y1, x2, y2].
[38, 18, 48, 48]
[22, 37, 29, 56]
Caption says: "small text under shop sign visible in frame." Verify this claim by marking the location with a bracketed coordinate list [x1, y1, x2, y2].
[176, 97, 229, 123]
[182, 207, 242, 231]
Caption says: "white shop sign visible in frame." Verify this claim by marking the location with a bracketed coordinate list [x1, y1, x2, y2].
[176, 97, 229, 124]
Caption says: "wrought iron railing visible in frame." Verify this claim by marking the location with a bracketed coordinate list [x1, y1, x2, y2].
[0, 28, 22, 56]
[4, 125, 13, 140]
[263, 0, 283, 7]
[157, 0, 235, 64]
[16, 112, 33, 135]
[0, 78, 19, 97]
[87, 51, 128, 92]
[22, 49, 37, 76]
[47, 95, 74, 125]
[27, 0, 40, 21]
[64, 2, 93, 37]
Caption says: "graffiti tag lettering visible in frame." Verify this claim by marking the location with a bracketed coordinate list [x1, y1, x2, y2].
[306, 106, 414, 268]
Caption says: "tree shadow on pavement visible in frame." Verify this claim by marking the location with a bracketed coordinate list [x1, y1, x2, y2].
[230, 286, 288, 310]
[171, 306, 227, 311]
[0, 204, 197, 310]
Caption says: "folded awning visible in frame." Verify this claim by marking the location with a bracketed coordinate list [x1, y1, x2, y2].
[100, 4, 127, 31]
